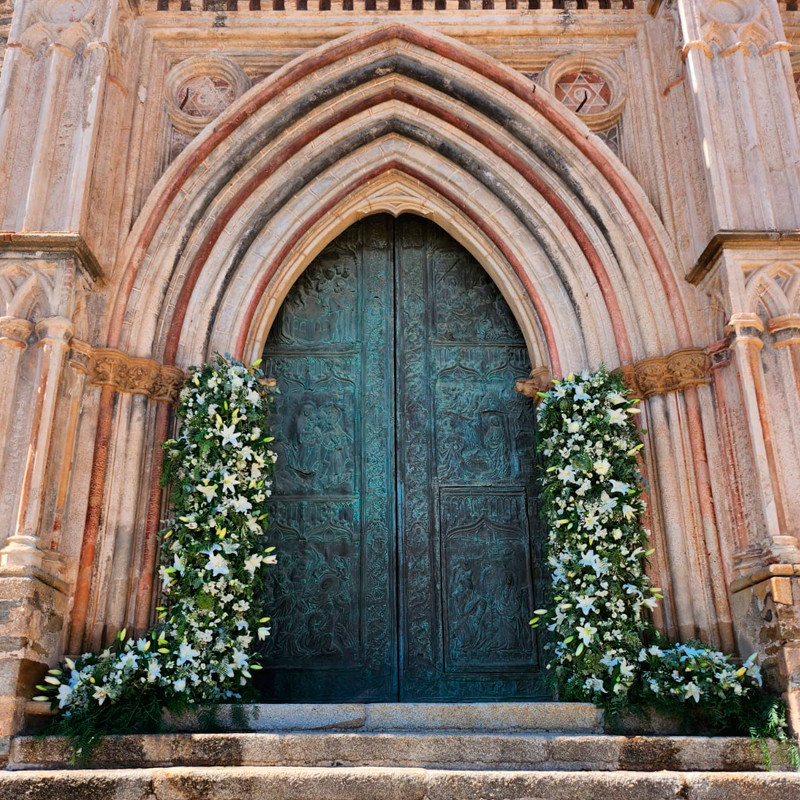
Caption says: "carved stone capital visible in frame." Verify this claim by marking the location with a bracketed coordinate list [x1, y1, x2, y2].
[515, 366, 551, 402]
[622, 347, 711, 399]
[726, 312, 764, 348]
[768, 314, 800, 348]
[707, 338, 733, 370]
[667, 347, 711, 389]
[34, 315, 74, 344]
[91, 347, 130, 388]
[126, 358, 161, 396]
[0, 316, 34, 346]
[66, 338, 93, 374]
[151, 367, 186, 404]
[88, 347, 185, 403]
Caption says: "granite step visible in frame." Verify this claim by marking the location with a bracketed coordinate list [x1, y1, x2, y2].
[8, 731, 796, 772]
[1, 765, 799, 800]
[161, 701, 603, 733]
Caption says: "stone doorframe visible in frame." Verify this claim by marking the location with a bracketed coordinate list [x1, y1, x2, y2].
[7, 21, 798, 738]
[82, 22, 732, 668]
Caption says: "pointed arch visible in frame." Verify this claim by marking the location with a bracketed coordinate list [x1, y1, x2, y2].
[111, 23, 697, 378]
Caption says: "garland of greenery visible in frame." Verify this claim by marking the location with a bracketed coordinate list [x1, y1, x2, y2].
[34, 355, 277, 757]
[531, 368, 796, 753]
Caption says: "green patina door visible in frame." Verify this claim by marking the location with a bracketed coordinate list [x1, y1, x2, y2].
[257, 214, 546, 702]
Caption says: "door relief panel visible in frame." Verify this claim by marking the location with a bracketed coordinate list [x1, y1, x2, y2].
[259, 214, 545, 702]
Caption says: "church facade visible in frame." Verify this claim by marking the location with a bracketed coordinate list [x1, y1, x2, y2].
[0, 0, 799, 738]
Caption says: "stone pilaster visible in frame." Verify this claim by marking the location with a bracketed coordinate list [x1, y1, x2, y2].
[0, 317, 33, 485]
[0, 317, 74, 573]
[674, 0, 800, 231]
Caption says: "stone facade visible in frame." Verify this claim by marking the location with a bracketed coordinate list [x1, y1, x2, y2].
[0, 0, 799, 739]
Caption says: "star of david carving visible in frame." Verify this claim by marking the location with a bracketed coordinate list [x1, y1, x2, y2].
[554, 71, 611, 115]
[181, 76, 236, 119]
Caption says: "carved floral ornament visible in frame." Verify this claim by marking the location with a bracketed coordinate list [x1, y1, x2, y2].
[537, 55, 626, 133]
[516, 348, 710, 402]
[165, 56, 251, 137]
[87, 347, 185, 403]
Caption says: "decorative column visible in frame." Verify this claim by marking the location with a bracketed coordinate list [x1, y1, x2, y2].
[726, 314, 799, 564]
[0, 317, 33, 484]
[0, 317, 74, 571]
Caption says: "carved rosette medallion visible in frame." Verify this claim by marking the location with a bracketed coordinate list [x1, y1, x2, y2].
[538, 55, 626, 133]
[165, 56, 251, 137]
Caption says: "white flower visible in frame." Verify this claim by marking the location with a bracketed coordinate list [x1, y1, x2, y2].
[220, 424, 241, 447]
[221, 473, 238, 493]
[573, 384, 590, 402]
[57, 684, 73, 709]
[575, 595, 595, 615]
[584, 677, 606, 694]
[257, 627, 271, 640]
[607, 408, 627, 426]
[684, 682, 701, 702]
[231, 496, 253, 514]
[177, 643, 200, 666]
[593, 459, 611, 476]
[557, 465, 577, 483]
[147, 660, 162, 683]
[197, 483, 218, 501]
[576, 623, 597, 646]
[173, 678, 187, 693]
[206, 553, 229, 576]
[567, 420, 580, 433]
[609, 480, 630, 495]
[93, 685, 110, 705]
[244, 554, 262, 575]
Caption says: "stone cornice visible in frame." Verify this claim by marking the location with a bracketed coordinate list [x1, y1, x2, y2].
[0, 232, 105, 282]
[687, 230, 800, 286]
[76, 345, 186, 403]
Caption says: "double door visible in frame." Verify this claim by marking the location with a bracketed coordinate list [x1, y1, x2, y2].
[256, 214, 546, 701]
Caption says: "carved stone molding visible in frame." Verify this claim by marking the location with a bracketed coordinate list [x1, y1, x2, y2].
[516, 349, 710, 402]
[0, 232, 104, 281]
[613, 347, 711, 399]
[682, 0, 789, 59]
[768, 313, 800, 348]
[0, 316, 34, 346]
[630, 347, 711, 398]
[88, 347, 185, 403]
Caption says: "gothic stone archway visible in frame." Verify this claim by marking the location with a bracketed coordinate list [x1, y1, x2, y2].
[69, 24, 734, 678]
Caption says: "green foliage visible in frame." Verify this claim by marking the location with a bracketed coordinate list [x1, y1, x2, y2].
[532, 367, 795, 759]
[33, 355, 278, 760]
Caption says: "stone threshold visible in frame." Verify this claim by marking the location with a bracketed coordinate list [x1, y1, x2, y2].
[8, 731, 796, 772]
[1, 765, 799, 800]
[162, 701, 603, 733]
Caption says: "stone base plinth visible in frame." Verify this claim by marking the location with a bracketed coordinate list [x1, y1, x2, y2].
[730, 568, 800, 734]
[0, 570, 67, 742]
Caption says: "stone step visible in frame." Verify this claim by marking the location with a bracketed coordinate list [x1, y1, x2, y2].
[162, 702, 603, 733]
[8, 732, 796, 772]
[1, 765, 799, 800]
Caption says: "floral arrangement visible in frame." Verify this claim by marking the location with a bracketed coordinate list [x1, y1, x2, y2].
[531, 368, 785, 740]
[34, 355, 277, 756]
